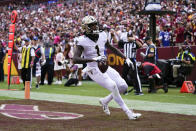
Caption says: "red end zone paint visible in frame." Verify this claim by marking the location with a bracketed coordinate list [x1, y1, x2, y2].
[0, 104, 83, 120]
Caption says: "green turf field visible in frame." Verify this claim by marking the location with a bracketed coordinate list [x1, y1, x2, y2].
[0, 78, 195, 105]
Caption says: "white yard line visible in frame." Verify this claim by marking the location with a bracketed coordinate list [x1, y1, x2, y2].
[0, 91, 196, 116]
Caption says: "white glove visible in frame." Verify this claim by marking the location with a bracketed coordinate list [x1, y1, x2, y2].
[125, 58, 134, 70]
[41, 59, 46, 66]
[63, 59, 69, 64]
[93, 56, 107, 62]
[140, 52, 146, 58]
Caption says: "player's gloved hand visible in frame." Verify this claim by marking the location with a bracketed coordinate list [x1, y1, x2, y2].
[41, 59, 46, 66]
[125, 58, 134, 70]
[58, 60, 69, 66]
[93, 56, 107, 62]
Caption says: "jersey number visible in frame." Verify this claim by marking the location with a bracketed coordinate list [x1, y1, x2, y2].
[95, 45, 100, 56]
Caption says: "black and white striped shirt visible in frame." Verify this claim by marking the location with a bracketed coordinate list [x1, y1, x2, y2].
[119, 32, 138, 59]
[123, 41, 137, 59]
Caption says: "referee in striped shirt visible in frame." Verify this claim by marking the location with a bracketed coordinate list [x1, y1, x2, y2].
[119, 32, 143, 95]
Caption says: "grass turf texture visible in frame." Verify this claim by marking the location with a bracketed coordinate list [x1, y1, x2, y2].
[0, 79, 195, 105]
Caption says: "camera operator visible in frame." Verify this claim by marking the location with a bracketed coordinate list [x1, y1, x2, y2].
[182, 46, 195, 65]
[137, 61, 168, 93]
[173, 46, 184, 78]
[173, 46, 195, 79]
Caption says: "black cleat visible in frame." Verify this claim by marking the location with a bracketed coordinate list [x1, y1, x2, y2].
[36, 84, 39, 89]
[163, 84, 168, 93]
[135, 92, 144, 96]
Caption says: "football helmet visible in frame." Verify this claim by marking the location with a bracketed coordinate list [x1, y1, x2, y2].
[82, 16, 99, 34]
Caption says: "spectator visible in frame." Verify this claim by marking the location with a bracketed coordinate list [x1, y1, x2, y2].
[175, 22, 185, 46]
[64, 64, 79, 86]
[54, 46, 64, 85]
[159, 25, 171, 47]
[0, 42, 5, 82]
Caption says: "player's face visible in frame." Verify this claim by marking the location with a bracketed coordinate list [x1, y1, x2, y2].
[88, 23, 99, 34]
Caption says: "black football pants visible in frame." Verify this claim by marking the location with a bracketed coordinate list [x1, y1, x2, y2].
[122, 58, 142, 93]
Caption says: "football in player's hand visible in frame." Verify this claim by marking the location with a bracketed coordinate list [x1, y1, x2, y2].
[98, 61, 108, 73]
[58, 61, 63, 66]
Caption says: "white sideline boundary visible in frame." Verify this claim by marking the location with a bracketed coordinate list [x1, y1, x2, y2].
[0, 91, 196, 116]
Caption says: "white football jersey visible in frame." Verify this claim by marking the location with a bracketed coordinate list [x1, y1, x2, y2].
[77, 32, 107, 67]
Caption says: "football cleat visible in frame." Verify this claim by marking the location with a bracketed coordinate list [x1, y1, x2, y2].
[99, 98, 110, 116]
[126, 110, 142, 120]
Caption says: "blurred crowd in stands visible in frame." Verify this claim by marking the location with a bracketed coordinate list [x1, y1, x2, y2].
[0, 0, 196, 87]
[0, 0, 196, 47]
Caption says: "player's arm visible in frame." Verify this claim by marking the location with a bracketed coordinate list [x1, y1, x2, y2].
[72, 45, 96, 64]
[105, 41, 126, 59]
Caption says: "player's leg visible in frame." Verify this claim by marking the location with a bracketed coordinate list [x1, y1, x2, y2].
[77, 64, 83, 86]
[108, 67, 128, 94]
[106, 67, 142, 119]
[100, 66, 128, 106]
[87, 67, 135, 117]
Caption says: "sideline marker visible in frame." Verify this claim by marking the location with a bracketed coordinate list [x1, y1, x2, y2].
[25, 81, 30, 99]
[180, 81, 195, 93]
[11, 76, 20, 84]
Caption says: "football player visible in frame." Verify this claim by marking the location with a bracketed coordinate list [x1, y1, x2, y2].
[73, 16, 141, 120]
